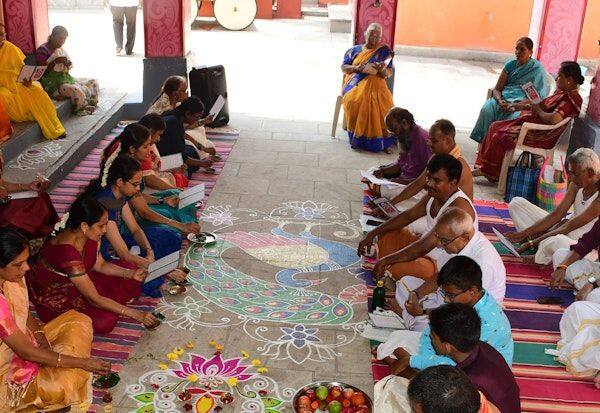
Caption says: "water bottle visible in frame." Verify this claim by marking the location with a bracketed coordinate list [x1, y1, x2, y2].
[371, 280, 386, 312]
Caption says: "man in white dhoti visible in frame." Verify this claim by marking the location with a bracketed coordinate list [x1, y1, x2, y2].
[557, 301, 600, 388]
[389, 207, 506, 332]
[506, 148, 600, 265]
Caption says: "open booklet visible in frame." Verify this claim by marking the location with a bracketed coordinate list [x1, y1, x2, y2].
[178, 183, 205, 210]
[18, 65, 47, 83]
[145, 251, 180, 283]
[360, 168, 404, 188]
[160, 153, 184, 172]
[492, 227, 521, 258]
[522, 81, 542, 104]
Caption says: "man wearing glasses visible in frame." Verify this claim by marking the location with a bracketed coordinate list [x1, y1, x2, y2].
[375, 256, 513, 378]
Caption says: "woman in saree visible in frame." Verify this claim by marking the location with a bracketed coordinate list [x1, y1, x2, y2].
[147, 76, 218, 171]
[0, 151, 58, 241]
[0, 23, 65, 140]
[341, 23, 394, 152]
[89, 153, 183, 297]
[474, 61, 584, 182]
[138, 113, 189, 190]
[102, 123, 200, 234]
[470, 37, 550, 144]
[0, 227, 111, 412]
[0, 99, 11, 143]
[35, 26, 99, 116]
[27, 198, 160, 333]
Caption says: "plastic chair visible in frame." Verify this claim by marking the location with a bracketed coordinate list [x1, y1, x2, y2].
[497, 117, 573, 195]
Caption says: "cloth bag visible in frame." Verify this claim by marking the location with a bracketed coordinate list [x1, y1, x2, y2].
[536, 157, 568, 211]
[504, 151, 540, 204]
[373, 375, 411, 413]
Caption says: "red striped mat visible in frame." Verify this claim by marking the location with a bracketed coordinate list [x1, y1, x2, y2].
[48, 125, 237, 411]
[362, 193, 600, 412]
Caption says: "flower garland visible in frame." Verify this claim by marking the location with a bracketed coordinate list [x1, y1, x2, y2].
[101, 142, 121, 188]
[52, 212, 70, 235]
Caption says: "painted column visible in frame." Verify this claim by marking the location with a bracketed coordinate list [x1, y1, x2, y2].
[125, 0, 194, 117]
[2, 0, 49, 54]
[530, 0, 588, 74]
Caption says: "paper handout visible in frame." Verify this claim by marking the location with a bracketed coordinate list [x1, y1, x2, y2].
[368, 308, 405, 329]
[360, 168, 404, 188]
[160, 153, 184, 172]
[209, 95, 226, 118]
[492, 227, 521, 258]
[18, 65, 46, 83]
[178, 183, 205, 210]
[145, 251, 180, 282]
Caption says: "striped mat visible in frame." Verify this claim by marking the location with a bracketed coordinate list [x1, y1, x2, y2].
[49, 124, 238, 411]
[362, 192, 600, 413]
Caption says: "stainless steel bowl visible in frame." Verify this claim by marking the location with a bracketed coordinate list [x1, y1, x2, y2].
[292, 381, 373, 413]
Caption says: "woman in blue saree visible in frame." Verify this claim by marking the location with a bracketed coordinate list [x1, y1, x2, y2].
[341, 23, 395, 152]
[470, 37, 549, 144]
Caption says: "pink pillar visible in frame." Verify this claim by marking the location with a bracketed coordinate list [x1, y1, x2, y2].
[530, 0, 588, 74]
[2, 0, 49, 54]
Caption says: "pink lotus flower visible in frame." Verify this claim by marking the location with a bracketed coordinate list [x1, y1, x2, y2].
[171, 353, 255, 389]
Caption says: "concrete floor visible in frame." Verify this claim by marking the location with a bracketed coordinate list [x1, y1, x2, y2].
[41, 11, 574, 411]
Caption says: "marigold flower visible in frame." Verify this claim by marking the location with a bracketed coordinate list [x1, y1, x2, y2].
[173, 347, 184, 356]
[158, 363, 169, 370]
[251, 359, 261, 367]
[167, 352, 179, 361]
[227, 377, 238, 387]
[241, 350, 249, 359]
[257, 367, 268, 374]
[187, 374, 199, 382]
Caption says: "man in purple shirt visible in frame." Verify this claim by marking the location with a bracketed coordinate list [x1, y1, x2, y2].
[374, 108, 432, 184]
[429, 303, 521, 413]
[552, 217, 600, 302]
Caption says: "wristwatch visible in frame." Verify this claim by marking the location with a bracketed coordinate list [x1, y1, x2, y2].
[158, 198, 164, 205]
[589, 276, 599, 289]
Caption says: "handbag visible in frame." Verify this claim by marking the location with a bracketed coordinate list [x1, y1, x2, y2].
[504, 152, 540, 204]
[536, 156, 568, 211]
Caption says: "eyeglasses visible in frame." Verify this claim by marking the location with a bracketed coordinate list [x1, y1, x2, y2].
[438, 287, 469, 302]
[127, 180, 142, 188]
[434, 231, 467, 247]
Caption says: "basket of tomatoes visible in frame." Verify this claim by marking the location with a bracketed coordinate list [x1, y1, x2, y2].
[293, 381, 372, 413]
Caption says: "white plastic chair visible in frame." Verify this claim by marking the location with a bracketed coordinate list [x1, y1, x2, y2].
[497, 117, 573, 195]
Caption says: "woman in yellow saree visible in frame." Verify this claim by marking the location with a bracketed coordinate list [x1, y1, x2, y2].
[341, 23, 394, 152]
[0, 24, 65, 140]
[0, 228, 111, 412]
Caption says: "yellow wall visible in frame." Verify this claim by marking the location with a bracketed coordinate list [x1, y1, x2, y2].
[580, 0, 600, 60]
[394, 0, 534, 52]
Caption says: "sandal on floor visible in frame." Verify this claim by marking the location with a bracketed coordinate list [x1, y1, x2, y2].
[203, 167, 216, 174]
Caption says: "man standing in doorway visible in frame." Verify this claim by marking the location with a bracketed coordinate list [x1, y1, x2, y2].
[106, 0, 139, 55]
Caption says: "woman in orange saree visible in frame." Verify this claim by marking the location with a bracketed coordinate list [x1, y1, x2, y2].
[474, 61, 584, 182]
[342, 23, 394, 152]
[0, 228, 110, 412]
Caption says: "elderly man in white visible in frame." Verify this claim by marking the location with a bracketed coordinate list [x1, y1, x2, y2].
[506, 148, 600, 265]
[387, 206, 506, 331]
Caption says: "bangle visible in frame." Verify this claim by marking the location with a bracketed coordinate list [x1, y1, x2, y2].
[556, 264, 569, 271]
[120, 307, 126, 316]
[528, 240, 534, 248]
[56, 353, 62, 367]
[34, 330, 44, 335]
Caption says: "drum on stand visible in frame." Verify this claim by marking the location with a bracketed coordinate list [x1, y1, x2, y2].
[213, 0, 257, 31]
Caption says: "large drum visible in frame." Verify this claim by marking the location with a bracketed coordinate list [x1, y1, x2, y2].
[212, 0, 258, 31]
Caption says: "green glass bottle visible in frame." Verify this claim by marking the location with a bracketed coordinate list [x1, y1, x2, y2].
[371, 280, 386, 312]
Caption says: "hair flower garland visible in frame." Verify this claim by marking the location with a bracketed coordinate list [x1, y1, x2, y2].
[101, 142, 121, 188]
[52, 212, 69, 235]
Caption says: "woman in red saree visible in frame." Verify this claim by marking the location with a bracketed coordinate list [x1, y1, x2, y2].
[474, 61, 584, 182]
[0, 151, 58, 240]
[27, 198, 160, 333]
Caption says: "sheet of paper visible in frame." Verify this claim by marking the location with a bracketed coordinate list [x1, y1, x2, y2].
[178, 183, 205, 209]
[146, 251, 180, 282]
[9, 191, 38, 200]
[160, 153, 183, 172]
[492, 227, 521, 258]
[360, 168, 404, 188]
[209, 95, 225, 118]
[361, 323, 393, 342]
[368, 309, 405, 329]
[359, 214, 385, 233]
[31, 66, 46, 82]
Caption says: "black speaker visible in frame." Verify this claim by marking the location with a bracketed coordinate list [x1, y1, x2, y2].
[189, 65, 229, 127]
